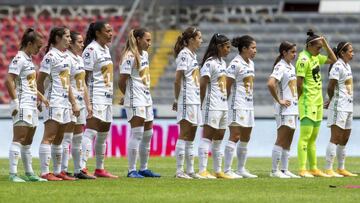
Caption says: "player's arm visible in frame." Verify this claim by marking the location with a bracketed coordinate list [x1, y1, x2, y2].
[200, 75, 209, 107]
[83, 82, 92, 118]
[68, 85, 80, 117]
[5, 73, 18, 116]
[296, 76, 304, 99]
[267, 77, 290, 107]
[226, 77, 234, 99]
[321, 37, 337, 64]
[173, 70, 183, 111]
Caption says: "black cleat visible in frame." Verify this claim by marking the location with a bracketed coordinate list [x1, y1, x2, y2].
[74, 170, 97, 179]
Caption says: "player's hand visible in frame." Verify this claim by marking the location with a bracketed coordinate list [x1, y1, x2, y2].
[86, 105, 93, 119]
[119, 97, 124, 105]
[279, 99, 291, 107]
[10, 99, 19, 116]
[72, 103, 80, 117]
[172, 101, 177, 111]
[324, 100, 330, 109]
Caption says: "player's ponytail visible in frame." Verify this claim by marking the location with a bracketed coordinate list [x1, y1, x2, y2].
[305, 29, 321, 47]
[121, 27, 149, 69]
[174, 26, 199, 58]
[201, 33, 229, 67]
[83, 21, 106, 50]
[231, 35, 255, 54]
[45, 26, 68, 53]
[272, 41, 296, 71]
[20, 28, 43, 50]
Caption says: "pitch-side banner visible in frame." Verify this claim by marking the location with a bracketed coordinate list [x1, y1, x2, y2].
[1, 119, 360, 157]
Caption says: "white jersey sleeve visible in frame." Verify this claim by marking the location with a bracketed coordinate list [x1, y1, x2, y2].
[82, 46, 96, 71]
[120, 53, 135, 75]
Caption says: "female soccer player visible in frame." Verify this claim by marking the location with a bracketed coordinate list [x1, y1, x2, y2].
[296, 30, 336, 178]
[6, 28, 48, 182]
[267, 41, 300, 178]
[197, 33, 232, 179]
[37, 27, 80, 181]
[173, 27, 203, 179]
[324, 42, 357, 177]
[81, 21, 118, 178]
[223, 35, 257, 178]
[61, 31, 95, 179]
[119, 28, 160, 178]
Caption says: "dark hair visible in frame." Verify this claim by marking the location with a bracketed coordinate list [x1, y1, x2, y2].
[174, 26, 200, 58]
[70, 31, 81, 45]
[45, 26, 69, 53]
[20, 28, 43, 50]
[273, 41, 296, 69]
[83, 21, 107, 50]
[328, 41, 351, 73]
[231, 35, 255, 53]
[201, 33, 230, 67]
[306, 29, 321, 46]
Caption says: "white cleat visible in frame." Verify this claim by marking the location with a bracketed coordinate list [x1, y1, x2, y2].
[224, 170, 243, 179]
[175, 171, 193, 179]
[282, 170, 301, 178]
[236, 170, 258, 178]
[187, 172, 206, 179]
[270, 170, 290, 178]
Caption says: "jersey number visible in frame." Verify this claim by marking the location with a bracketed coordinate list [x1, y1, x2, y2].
[139, 67, 151, 87]
[217, 75, 227, 96]
[59, 69, 70, 89]
[192, 68, 200, 87]
[243, 76, 253, 96]
[26, 73, 37, 92]
[75, 72, 85, 91]
[101, 64, 113, 87]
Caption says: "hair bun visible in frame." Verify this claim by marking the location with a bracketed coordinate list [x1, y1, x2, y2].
[307, 29, 314, 37]
[231, 37, 240, 48]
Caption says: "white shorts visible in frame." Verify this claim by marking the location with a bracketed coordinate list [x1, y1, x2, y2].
[71, 107, 86, 125]
[228, 109, 255, 127]
[125, 106, 154, 122]
[43, 107, 72, 124]
[275, 115, 297, 129]
[177, 104, 201, 126]
[327, 109, 352, 130]
[92, 104, 112, 123]
[202, 110, 227, 129]
[13, 108, 38, 127]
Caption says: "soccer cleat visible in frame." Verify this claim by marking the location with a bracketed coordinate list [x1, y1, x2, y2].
[270, 170, 290, 178]
[187, 172, 206, 179]
[127, 170, 144, 178]
[175, 171, 192, 179]
[298, 170, 314, 178]
[198, 171, 216, 179]
[282, 170, 301, 178]
[214, 171, 233, 179]
[309, 169, 331, 177]
[81, 168, 97, 179]
[336, 169, 358, 177]
[94, 169, 119, 178]
[74, 170, 97, 179]
[138, 169, 161, 178]
[41, 173, 63, 181]
[236, 170, 258, 178]
[224, 170, 243, 179]
[64, 171, 76, 178]
[324, 169, 344, 177]
[23, 173, 48, 182]
[55, 171, 77, 181]
[9, 174, 26, 183]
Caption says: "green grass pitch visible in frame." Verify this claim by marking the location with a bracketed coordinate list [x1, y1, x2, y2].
[1, 157, 360, 202]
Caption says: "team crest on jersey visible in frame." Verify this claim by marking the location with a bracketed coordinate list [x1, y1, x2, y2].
[84, 52, 90, 59]
[181, 57, 186, 61]
[231, 65, 235, 69]
[335, 67, 340, 72]
[45, 58, 51, 64]
[126, 60, 131, 65]
[206, 63, 210, 67]
[12, 60, 18, 64]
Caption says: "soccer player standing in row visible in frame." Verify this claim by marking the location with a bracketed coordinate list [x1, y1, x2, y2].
[37, 27, 80, 181]
[6, 28, 48, 182]
[119, 28, 160, 178]
[61, 31, 95, 179]
[267, 41, 300, 178]
[296, 30, 336, 178]
[197, 33, 232, 179]
[324, 42, 357, 177]
[173, 27, 203, 179]
[81, 21, 118, 178]
[224, 35, 257, 178]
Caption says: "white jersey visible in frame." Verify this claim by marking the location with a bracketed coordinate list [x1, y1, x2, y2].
[40, 47, 72, 108]
[120, 51, 152, 107]
[67, 50, 86, 109]
[270, 59, 298, 115]
[8, 51, 37, 109]
[227, 55, 255, 110]
[200, 57, 227, 111]
[82, 40, 113, 105]
[176, 47, 200, 105]
[328, 58, 353, 112]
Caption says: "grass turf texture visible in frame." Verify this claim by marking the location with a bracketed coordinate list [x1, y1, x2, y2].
[1, 157, 360, 203]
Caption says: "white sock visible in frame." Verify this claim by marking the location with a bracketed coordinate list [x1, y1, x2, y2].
[198, 138, 211, 173]
[237, 141, 248, 172]
[21, 145, 34, 174]
[325, 142, 336, 170]
[72, 133, 82, 174]
[185, 141, 195, 174]
[212, 140, 223, 173]
[175, 139, 186, 173]
[127, 126, 143, 172]
[61, 132, 73, 172]
[337, 145, 346, 170]
[51, 145, 62, 175]
[224, 140, 236, 172]
[281, 149, 290, 171]
[139, 129, 152, 171]
[9, 142, 21, 175]
[95, 132, 108, 170]
[271, 145, 282, 172]
[39, 144, 51, 175]
[81, 128, 97, 169]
